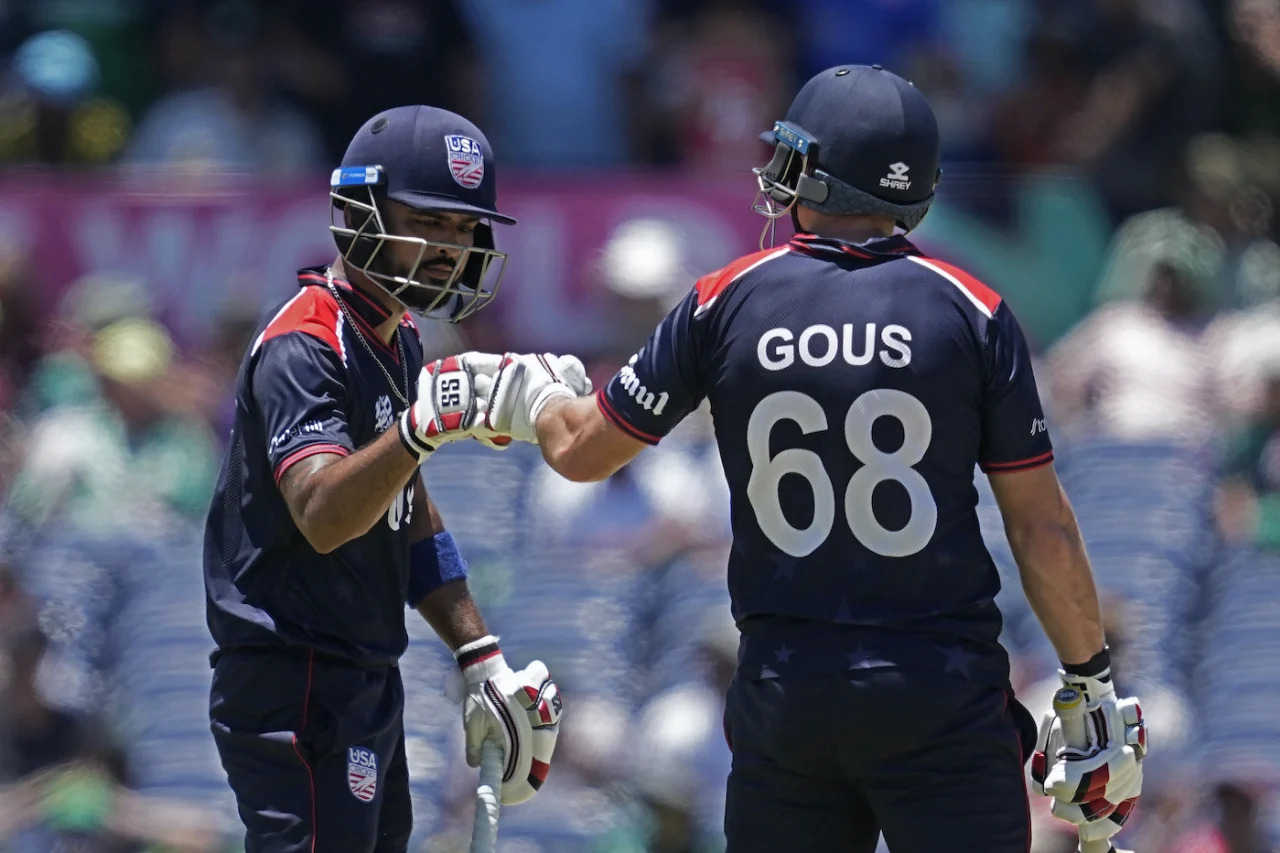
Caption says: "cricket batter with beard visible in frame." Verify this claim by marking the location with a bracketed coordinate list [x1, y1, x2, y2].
[203, 105, 577, 852]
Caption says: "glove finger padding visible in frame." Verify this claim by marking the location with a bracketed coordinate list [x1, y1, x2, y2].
[469, 374, 512, 450]
[1052, 794, 1140, 842]
[1043, 744, 1143, 806]
[551, 354, 592, 396]
[1042, 691, 1144, 805]
[481, 660, 563, 805]
[1119, 698, 1148, 760]
[458, 351, 505, 379]
[484, 353, 584, 444]
[1030, 710, 1062, 796]
[401, 352, 508, 458]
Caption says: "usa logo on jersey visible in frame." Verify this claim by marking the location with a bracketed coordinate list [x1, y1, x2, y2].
[445, 135, 484, 189]
[347, 746, 378, 803]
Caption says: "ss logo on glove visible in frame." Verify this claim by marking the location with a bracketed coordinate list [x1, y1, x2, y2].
[441, 376, 462, 409]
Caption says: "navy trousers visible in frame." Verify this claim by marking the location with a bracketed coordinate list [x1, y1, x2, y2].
[722, 669, 1038, 852]
[210, 648, 411, 853]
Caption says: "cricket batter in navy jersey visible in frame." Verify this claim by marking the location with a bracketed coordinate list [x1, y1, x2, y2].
[479, 67, 1148, 851]
[203, 106, 571, 852]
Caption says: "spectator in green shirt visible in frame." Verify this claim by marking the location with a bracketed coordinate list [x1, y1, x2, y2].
[5, 316, 219, 535]
[1216, 349, 1280, 550]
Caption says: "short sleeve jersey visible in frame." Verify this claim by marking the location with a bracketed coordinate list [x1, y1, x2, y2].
[600, 234, 1053, 685]
[204, 268, 424, 666]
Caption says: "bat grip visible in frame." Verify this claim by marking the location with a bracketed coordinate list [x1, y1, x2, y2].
[469, 739, 504, 853]
[1053, 689, 1114, 853]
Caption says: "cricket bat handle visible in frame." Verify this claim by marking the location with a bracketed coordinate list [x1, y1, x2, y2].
[469, 739, 503, 853]
[1053, 688, 1116, 853]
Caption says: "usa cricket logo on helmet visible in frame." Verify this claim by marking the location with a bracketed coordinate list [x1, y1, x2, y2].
[753, 64, 942, 247]
[445, 134, 485, 189]
[329, 105, 517, 322]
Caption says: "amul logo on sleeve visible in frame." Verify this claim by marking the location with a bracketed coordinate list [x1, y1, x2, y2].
[616, 352, 669, 416]
[269, 421, 323, 450]
[347, 747, 378, 803]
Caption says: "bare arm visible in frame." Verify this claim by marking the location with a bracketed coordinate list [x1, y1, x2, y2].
[278, 428, 419, 554]
[408, 472, 489, 650]
[535, 395, 647, 483]
[989, 463, 1106, 666]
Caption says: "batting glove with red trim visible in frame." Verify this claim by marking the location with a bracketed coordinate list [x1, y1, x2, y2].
[483, 352, 592, 444]
[446, 636, 563, 806]
[1031, 666, 1147, 845]
[399, 353, 505, 460]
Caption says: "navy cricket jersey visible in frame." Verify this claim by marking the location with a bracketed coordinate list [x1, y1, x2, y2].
[204, 267, 424, 667]
[600, 234, 1053, 687]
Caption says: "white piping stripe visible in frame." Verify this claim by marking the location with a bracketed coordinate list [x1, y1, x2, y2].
[334, 308, 347, 365]
[906, 256, 993, 319]
[250, 290, 308, 356]
[733, 246, 792, 282]
[695, 246, 791, 317]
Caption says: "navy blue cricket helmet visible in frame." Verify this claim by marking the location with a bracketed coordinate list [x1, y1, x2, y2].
[753, 64, 941, 243]
[330, 105, 515, 321]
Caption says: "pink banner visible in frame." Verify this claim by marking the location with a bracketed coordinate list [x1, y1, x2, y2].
[0, 172, 773, 350]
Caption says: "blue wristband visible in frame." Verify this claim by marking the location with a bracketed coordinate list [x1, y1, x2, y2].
[406, 531, 468, 607]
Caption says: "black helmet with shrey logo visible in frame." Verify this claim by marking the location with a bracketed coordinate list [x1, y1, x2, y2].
[754, 64, 941, 237]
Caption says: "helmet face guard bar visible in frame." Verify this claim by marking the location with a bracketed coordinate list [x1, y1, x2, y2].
[752, 122, 829, 247]
[328, 165, 508, 322]
[752, 121, 938, 246]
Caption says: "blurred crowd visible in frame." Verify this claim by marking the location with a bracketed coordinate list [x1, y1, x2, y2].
[0, 0, 1272, 203]
[2, 0, 1280, 851]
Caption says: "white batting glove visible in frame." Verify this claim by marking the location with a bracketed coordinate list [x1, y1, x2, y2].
[1031, 665, 1147, 846]
[483, 352, 592, 444]
[398, 353, 504, 459]
[445, 636, 563, 805]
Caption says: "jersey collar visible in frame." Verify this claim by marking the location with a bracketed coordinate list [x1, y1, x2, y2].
[299, 263, 404, 320]
[296, 266, 415, 359]
[789, 232, 919, 261]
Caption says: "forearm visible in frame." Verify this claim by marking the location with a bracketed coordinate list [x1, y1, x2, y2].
[1007, 500, 1106, 666]
[408, 472, 444, 543]
[415, 579, 489, 651]
[535, 395, 595, 479]
[536, 394, 640, 482]
[285, 428, 419, 553]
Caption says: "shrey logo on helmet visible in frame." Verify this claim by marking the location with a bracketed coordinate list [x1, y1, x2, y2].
[751, 65, 941, 246]
[880, 162, 911, 191]
[445, 135, 485, 189]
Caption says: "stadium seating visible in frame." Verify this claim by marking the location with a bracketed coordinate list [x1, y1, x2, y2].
[10, 433, 1280, 849]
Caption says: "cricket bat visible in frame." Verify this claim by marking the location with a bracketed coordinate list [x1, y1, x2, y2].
[1053, 688, 1129, 853]
[469, 739, 503, 853]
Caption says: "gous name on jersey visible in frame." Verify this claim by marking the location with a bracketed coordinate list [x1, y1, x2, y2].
[757, 323, 913, 371]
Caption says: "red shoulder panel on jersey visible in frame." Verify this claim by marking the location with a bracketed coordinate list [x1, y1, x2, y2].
[256, 288, 343, 355]
[912, 256, 1003, 317]
[694, 246, 791, 307]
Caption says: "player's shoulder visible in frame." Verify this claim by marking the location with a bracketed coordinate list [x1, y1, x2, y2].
[693, 245, 794, 310]
[901, 253, 1004, 320]
[250, 284, 346, 362]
